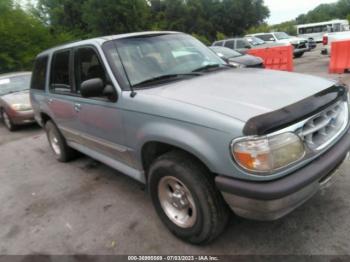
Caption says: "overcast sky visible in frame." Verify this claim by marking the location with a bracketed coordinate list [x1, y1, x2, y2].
[265, 0, 339, 24]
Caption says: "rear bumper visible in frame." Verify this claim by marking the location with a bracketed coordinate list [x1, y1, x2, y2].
[10, 110, 35, 125]
[216, 129, 350, 221]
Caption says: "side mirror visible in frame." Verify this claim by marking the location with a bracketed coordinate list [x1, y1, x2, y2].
[245, 45, 252, 49]
[81, 78, 117, 101]
[269, 38, 275, 41]
[81, 78, 105, 98]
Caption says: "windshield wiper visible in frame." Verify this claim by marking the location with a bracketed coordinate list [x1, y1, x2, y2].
[133, 73, 201, 88]
[192, 64, 227, 73]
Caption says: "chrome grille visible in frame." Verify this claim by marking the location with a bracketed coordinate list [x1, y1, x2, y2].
[299, 101, 348, 151]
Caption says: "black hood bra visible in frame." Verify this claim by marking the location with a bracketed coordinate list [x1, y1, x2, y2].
[243, 85, 348, 136]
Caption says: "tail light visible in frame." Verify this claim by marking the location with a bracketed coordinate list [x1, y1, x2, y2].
[323, 36, 328, 45]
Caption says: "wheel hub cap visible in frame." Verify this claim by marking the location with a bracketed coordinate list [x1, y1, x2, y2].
[171, 190, 189, 209]
[49, 131, 61, 156]
[158, 176, 197, 228]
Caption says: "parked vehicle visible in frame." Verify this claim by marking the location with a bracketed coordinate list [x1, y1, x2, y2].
[31, 31, 350, 244]
[0, 72, 35, 131]
[248, 32, 309, 58]
[322, 31, 350, 55]
[209, 46, 264, 68]
[297, 19, 349, 43]
[212, 36, 281, 54]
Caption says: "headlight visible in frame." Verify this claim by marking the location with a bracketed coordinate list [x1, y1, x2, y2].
[231, 133, 305, 173]
[10, 103, 32, 111]
[229, 61, 245, 68]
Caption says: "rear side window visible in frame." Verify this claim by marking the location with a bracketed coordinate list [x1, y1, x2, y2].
[256, 34, 274, 41]
[50, 50, 72, 93]
[31, 56, 48, 91]
[224, 40, 234, 49]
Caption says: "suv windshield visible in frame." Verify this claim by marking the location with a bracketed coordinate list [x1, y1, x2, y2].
[0, 74, 31, 96]
[245, 36, 265, 46]
[104, 34, 226, 87]
[275, 32, 291, 40]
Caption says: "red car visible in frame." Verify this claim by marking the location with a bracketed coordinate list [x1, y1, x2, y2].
[0, 72, 35, 131]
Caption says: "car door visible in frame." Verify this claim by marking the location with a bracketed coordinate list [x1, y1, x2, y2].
[72, 46, 131, 166]
[47, 49, 82, 144]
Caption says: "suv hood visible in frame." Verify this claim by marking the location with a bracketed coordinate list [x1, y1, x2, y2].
[140, 69, 335, 122]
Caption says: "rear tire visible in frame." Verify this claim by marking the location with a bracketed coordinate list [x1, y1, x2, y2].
[45, 121, 78, 162]
[148, 151, 230, 245]
[1, 110, 16, 132]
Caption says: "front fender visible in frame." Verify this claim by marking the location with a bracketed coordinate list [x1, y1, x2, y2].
[133, 120, 237, 176]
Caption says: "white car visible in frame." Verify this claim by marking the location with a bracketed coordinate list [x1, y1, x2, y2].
[247, 32, 309, 58]
[322, 31, 350, 56]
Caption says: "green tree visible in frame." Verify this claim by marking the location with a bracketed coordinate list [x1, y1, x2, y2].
[0, 0, 74, 73]
[82, 0, 151, 36]
[34, 0, 88, 36]
[192, 33, 211, 45]
[272, 21, 297, 36]
[211, 0, 269, 38]
[296, 0, 350, 24]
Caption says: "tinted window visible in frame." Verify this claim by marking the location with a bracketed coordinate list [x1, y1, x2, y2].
[314, 26, 322, 33]
[334, 23, 341, 32]
[224, 40, 235, 49]
[256, 34, 274, 41]
[50, 50, 71, 93]
[306, 28, 313, 34]
[236, 39, 249, 49]
[75, 47, 106, 93]
[31, 56, 48, 91]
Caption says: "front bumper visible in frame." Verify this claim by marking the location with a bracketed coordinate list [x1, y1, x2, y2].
[216, 129, 350, 221]
[308, 43, 317, 50]
[293, 47, 309, 54]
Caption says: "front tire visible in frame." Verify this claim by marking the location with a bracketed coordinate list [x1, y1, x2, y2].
[1, 110, 16, 131]
[148, 151, 230, 244]
[45, 121, 77, 162]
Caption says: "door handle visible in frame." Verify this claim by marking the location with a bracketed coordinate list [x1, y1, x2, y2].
[74, 103, 81, 112]
[47, 98, 53, 105]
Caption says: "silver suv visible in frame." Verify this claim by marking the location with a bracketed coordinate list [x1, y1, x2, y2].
[30, 31, 350, 244]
